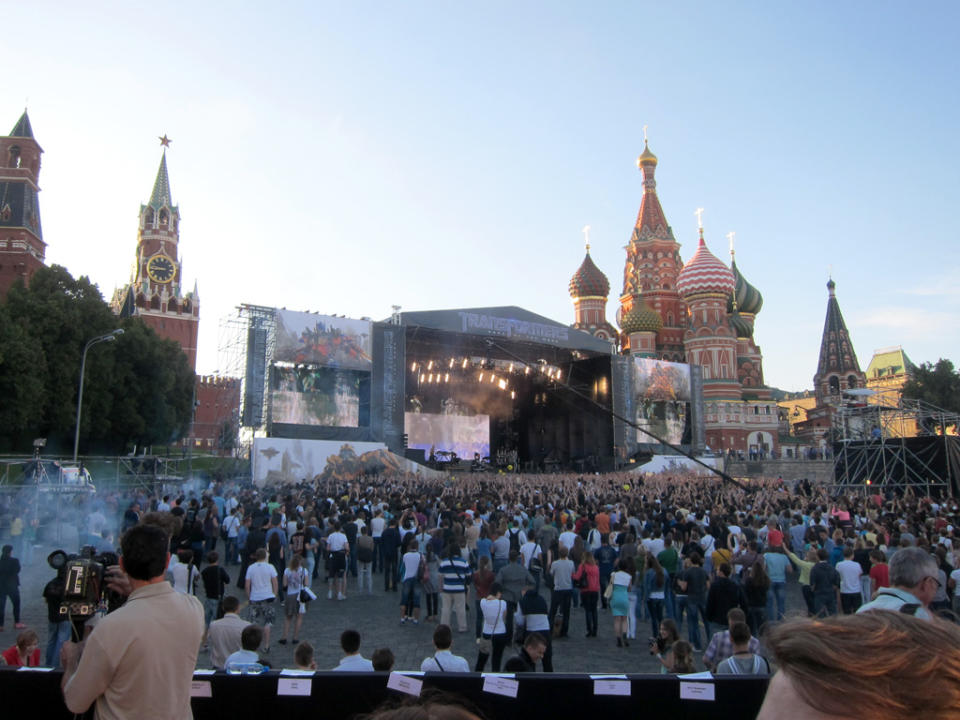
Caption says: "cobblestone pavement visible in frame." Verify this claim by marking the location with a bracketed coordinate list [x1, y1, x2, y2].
[5, 531, 803, 674]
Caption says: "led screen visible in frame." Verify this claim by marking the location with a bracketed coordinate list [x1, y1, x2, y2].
[632, 358, 692, 446]
[274, 310, 372, 371]
[405, 412, 490, 460]
[272, 365, 365, 427]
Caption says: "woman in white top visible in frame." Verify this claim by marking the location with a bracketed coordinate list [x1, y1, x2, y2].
[280, 555, 309, 645]
[475, 583, 508, 672]
[610, 558, 633, 647]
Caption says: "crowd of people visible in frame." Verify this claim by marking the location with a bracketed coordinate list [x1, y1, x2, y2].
[1, 467, 959, 717]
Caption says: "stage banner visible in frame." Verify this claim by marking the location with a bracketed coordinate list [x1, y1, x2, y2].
[372, 323, 406, 453]
[689, 365, 706, 453]
[611, 356, 635, 464]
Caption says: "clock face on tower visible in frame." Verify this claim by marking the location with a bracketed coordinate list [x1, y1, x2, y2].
[146, 254, 176, 284]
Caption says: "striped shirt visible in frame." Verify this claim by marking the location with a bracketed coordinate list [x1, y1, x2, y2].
[438, 557, 472, 593]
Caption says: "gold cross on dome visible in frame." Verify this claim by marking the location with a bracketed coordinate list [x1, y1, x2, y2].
[643, 125, 648, 143]
[727, 231, 736, 256]
[694, 208, 704, 229]
[582, 225, 591, 252]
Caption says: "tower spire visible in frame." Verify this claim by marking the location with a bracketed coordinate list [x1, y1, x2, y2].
[149, 152, 173, 209]
[814, 277, 865, 404]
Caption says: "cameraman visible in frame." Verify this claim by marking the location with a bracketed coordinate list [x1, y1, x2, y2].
[61, 524, 204, 718]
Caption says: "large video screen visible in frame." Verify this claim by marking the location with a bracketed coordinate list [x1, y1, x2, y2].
[405, 412, 490, 460]
[632, 358, 692, 446]
[272, 365, 368, 427]
[274, 310, 372, 371]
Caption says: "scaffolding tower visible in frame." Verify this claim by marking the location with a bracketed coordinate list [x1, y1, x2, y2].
[217, 304, 278, 457]
[831, 392, 960, 495]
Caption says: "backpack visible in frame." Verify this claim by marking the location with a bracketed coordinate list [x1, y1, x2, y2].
[508, 528, 521, 553]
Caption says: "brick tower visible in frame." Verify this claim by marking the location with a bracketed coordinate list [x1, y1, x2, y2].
[617, 140, 686, 360]
[0, 111, 46, 297]
[112, 142, 199, 369]
[813, 278, 865, 406]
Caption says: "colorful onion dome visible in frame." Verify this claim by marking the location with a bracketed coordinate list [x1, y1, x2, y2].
[729, 310, 754, 338]
[569, 249, 610, 298]
[676, 230, 736, 298]
[728, 259, 764, 315]
[620, 294, 663, 334]
[636, 140, 658, 168]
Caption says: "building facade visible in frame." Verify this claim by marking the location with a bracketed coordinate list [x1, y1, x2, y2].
[0, 111, 45, 298]
[567, 141, 779, 454]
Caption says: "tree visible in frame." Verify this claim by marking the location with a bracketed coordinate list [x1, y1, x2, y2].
[901, 359, 960, 433]
[0, 265, 195, 455]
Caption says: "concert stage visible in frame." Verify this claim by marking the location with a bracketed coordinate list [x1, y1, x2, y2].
[236, 305, 705, 479]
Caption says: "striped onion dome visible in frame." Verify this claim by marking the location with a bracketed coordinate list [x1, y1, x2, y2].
[620, 294, 663, 334]
[676, 230, 736, 298]
[729, 310, 754, 338]
[728, 259, 763, 315]
[569, 250, 610, 298]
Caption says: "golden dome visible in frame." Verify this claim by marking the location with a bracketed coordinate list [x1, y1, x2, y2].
[636, 140, 658, 168]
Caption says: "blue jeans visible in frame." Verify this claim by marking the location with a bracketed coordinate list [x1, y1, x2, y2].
[400, 579, 420, 612]
[646, 598, 664, 637]
[46, 621, 71, 667]
[678, 596, 707, 649]
[767, 582, 786, 621]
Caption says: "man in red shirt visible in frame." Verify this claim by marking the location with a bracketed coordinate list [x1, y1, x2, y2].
[868, 549, 890, 597]
[765, 517, 783, 548]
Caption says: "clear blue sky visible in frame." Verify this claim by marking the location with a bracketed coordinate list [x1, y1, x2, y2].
[6, 1, 959, 390]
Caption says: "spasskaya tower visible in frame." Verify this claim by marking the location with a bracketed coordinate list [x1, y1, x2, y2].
[112, 137, 199, 369]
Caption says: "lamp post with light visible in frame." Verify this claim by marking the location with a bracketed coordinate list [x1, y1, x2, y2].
[73, 329, 124, 463]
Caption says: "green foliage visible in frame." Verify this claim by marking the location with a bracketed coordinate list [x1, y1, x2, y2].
[0, 265, 196, 453]
[901, 359, 960, 413]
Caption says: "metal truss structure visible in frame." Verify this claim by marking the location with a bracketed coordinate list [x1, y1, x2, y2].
[831, 393, 960, 495]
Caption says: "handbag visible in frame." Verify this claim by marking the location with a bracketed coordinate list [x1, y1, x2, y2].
[298, 570, 311, 603]
[478, 600, 502, 654]
[603, 578, 614, 601]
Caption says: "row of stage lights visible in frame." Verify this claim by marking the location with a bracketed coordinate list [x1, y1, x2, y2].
[410, 357, 564, 399]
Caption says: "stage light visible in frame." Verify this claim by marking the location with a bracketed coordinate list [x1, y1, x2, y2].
[428, 373, 433, 382]
[449, 359, 454, 368]
[462, 359, 468, 369]
[445, 373, 450, 382]
[525, 367, 530, 375]
[498, 379, 507, 390]
[419, 374, 424, 383]
[490, 374, 496, 384]
[556, 370, 562, 381]
[509, 363, 514, 373]
[411, 362, 418, 372]
[511, 391, 516, 399]
[428, 360, 434, 370]
[478, 373, 484, 382]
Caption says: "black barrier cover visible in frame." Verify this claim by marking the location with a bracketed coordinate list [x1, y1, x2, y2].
[611, 355, 635, 463]
[1, 670, 768, 720]
[371, 323, 406, 454]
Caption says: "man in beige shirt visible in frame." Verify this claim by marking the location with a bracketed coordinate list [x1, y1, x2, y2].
[61, 524, 205, 720]
[207, 595, 250, 669]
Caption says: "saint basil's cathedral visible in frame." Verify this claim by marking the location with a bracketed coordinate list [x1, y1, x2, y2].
[568, 141, 780, 455]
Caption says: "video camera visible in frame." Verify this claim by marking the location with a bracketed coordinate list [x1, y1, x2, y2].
[47, 546, 123, 626]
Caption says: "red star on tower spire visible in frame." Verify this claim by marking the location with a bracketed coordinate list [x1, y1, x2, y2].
[158, 134, 172, 148]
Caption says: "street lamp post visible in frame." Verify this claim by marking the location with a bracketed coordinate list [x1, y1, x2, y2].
[73, 329, 124, 463]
